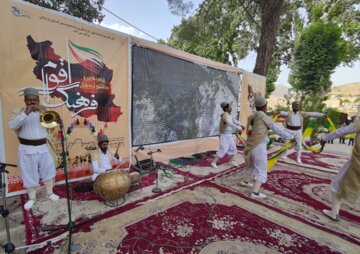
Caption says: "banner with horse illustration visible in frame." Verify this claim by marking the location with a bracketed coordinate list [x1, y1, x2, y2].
[0, 0, 130, 195]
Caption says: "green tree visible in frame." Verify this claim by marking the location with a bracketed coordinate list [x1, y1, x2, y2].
[283, 1, 360, 103]
[265, 57, 280, 98]
[26, 0, 105, 23]
[166, 0, 303, 97]
[305, 0, 360, 64]
[166, 0, 359, 97]
[167, 0, 194, 16]
[289, 21, 347, 98]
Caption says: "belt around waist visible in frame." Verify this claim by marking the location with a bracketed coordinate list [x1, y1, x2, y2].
[19, 138, 47, 146]
[286, 125, 301, 131]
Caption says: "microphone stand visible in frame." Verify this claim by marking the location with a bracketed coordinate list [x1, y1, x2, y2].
[58, 119, 73, 253]
[42, 119, 74, 253]
[149, 149, 162, 194]
[0, 162, 17, 254]
[0, 161, 71, 253]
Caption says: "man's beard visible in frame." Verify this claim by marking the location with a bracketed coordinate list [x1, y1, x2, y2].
[100, 147, 107, 154]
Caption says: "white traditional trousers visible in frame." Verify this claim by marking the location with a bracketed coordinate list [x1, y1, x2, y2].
[18, 145, 56, 188]
[216, 134, 237, 158]
[247, 142, 268, 183]
[284, 129, 302, 151]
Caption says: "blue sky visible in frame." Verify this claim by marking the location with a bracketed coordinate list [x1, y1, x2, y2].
[101, 0, 360, 87]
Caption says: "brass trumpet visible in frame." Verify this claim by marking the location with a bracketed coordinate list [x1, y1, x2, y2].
[40, 110, 61, 128]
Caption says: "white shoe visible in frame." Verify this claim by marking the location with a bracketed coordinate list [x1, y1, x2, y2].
[47, 193, 60, 202]
[231, 161, 238, 167]
[322, 209, 339, 221]
[24, 199, 36, 210]
[296, 159, 303, 164]
[240, 181, 253, 188]
[251, 192, 266, 199]
[210, 162, 218, 169]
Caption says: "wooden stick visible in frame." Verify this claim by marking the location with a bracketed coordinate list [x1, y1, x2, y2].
[115, 142, 121, 154]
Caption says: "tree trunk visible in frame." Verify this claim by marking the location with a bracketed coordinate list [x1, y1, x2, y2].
[253, 0, 284, 76]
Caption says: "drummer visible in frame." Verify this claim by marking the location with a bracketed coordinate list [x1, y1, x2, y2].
[91, 134, 122, 181]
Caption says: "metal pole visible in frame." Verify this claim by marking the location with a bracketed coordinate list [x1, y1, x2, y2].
[59, 120, 73, 254]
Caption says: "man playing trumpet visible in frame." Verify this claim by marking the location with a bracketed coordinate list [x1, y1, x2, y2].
[8, 87, 59, 210]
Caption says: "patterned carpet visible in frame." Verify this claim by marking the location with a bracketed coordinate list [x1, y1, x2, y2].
[279, 150, 349, 173]
[22, 150, 360, 254]
[169, 150, 244, 180]
[214, 164, 360, 245]
[22, 152, 242, 247]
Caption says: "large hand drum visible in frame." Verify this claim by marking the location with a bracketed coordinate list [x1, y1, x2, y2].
[94, 170, 131, 201]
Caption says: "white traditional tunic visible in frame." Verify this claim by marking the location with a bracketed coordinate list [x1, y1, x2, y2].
[8, 110, 56, 188]
[280, 111, 325, 151]
[245, 111, 293, 183]
[91, 148, 122, 181]
[216, 112, 242, 158]
[321, 122, 359, 197]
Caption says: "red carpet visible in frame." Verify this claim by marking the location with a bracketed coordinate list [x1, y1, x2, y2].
[280, 150, 349, 173]
[22, 168, 174, 244]
[22, 153, 242, 247]
[26, 181, 359, 254]
[214, 164, 360, 245]
[22, 150, 360, 254]
[118, 198, 340, 253]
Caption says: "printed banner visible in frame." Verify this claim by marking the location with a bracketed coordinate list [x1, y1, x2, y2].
[0, 0, 130, 195]
[239, 70, 266, 127]
[132, 45, 241, 146]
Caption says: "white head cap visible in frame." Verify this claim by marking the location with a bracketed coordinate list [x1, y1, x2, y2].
[23, 87, 39, 96]
[255, 96, 267, 107]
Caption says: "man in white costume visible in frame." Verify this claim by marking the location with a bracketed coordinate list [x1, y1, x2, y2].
[320, 111, 360, 221]
[8, 87, 59, 210]
[91, 134, 122, 181]
[242, 96, 294, 199]
[211, 102, 244, 169]
[279, 101, 326, 164]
